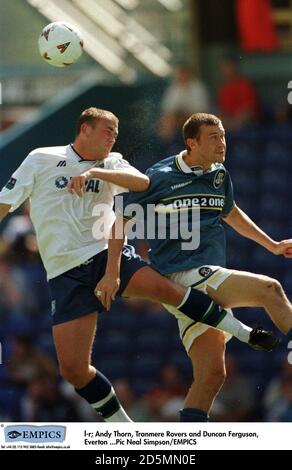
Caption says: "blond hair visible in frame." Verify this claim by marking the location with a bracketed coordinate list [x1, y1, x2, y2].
[76, 107, 118, 136]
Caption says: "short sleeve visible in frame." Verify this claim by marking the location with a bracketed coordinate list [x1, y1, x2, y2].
[0, 155, 36, 212]
[221, 171, 235, 217]
[105, 153, 142, 196]
[117, 171, 164, 221]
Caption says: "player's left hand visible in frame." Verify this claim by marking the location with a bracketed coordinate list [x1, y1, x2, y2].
[95, 275, 120, 311]
[273, 239, 292, 258]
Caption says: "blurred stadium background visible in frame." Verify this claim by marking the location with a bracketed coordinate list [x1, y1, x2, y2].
[0, 0, 292, 422]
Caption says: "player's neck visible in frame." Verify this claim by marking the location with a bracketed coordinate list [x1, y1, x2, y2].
[182, 150, 212, 172]
[72, 142, 105, 161]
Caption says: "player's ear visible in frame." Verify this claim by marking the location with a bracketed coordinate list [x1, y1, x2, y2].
[186, 137, 196, 151]
[80, 122, 91, 136]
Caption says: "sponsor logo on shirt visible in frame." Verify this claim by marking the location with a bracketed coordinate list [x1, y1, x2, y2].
[57, 160, 66, 167]
[213, 169, 226, 189]
[55, 176, 69, 189]
[5, 177, 17, 190]
[171, 180, 193, 191]
[85, 179, 100, 193]
[169, 195, 225, 210]
[55, 176, 100, 192]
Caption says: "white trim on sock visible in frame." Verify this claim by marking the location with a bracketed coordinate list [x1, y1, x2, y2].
[177, 287, 192, 309]
[91, 387, 115, 408]
[91, 387, 132, 422]
[106, 408, 133, 423]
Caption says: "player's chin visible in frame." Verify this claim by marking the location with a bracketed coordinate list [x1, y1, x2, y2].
[104, 145, 114, 156]
[216, 153, 225, 162]
[101, 149, 111, 159]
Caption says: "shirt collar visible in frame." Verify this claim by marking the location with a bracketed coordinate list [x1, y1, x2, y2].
[69, 144, 105, 165]
[176, 151, 216, 175]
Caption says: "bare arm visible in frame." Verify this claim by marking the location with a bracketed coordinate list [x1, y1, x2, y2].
[68, 168, 149, 196]
[0, 203, 12, 223]
[94, 217, 128, 310]
[223, 204, 292, 257]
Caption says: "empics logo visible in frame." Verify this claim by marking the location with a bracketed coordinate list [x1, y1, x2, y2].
[4, 425, 66, 443]
[7, 430, 22, 439]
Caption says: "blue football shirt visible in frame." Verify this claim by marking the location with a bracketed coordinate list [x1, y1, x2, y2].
[120, 152, 234, 274]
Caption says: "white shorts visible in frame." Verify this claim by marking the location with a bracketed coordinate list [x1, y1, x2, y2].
[164, 265, 233, 354]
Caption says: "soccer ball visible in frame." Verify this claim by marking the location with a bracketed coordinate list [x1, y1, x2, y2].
[38, 22, 83, 67]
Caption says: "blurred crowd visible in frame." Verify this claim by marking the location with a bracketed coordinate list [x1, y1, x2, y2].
[158, 57, 292, 158]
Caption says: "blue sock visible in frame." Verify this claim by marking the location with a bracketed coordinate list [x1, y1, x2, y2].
[180, 408, 209, 422]
[287, 328, 292, 342]
[178, 288, 227, 327]
[75, 371, 120, 419]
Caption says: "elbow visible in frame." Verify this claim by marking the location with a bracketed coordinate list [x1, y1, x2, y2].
[136, 175, 150, 192]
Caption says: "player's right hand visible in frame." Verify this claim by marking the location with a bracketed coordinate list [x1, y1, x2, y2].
[67, 171, 91, 197]
[273, 239, 292, 257]
[94, 275, 120, 311]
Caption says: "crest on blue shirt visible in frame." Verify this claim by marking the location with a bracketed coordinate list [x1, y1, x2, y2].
[213, 169, 226, 189]
[199, 266, 213, 277]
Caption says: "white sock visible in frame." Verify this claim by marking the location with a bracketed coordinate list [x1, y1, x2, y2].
[217, 309, 252, 343]
[105, 407, 133, 423]
[164, 303, 252, 344]
[91, 387, 132, 422]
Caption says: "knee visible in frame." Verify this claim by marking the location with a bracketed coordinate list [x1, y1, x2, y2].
[264, 277, 284, 298]
[199, 364, 226, 394]
[59, 362, 88, 388]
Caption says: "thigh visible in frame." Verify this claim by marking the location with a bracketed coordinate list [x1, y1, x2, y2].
[206, 270, 271, 308]
[122, 265, 185, 305]
[188, 328, 226, 378]
[49, 264, 104, 325]
[53, 312, 98, 368]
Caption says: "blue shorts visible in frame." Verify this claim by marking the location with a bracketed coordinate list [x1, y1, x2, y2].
[48, 245, 147, 325]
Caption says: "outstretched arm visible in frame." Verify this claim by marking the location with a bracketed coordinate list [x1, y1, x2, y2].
[0, 203, 12, 223]
[223, 204, 292, 257]
[94, 217, 127, 310]
[68, 168, 149, 196]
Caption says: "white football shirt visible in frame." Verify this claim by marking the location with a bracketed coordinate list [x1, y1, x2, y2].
[0, 145, 135, 279]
